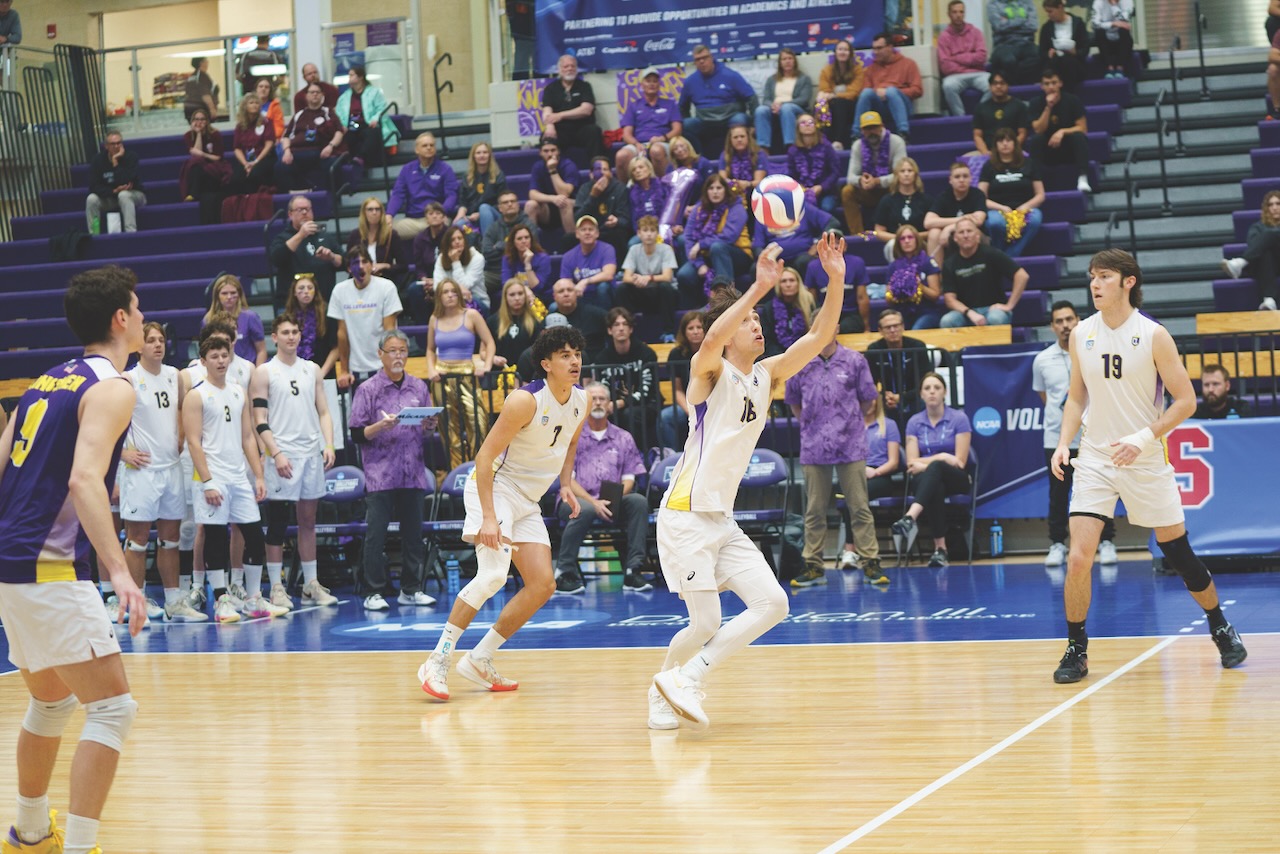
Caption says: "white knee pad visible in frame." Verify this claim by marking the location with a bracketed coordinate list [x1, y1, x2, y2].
[178, 518, 196, 551]
[22, 694, 78, 739]
[157, 539, 179, 551]
[79, 693, 138, 753]
[124, 539, 148, 553]
[457, 543, 513, 609]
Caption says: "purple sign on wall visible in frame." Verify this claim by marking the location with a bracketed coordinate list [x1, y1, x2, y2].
[366, 22, 400, 47]
[516, 78, 551, 137]
[333, 32, 356, 55]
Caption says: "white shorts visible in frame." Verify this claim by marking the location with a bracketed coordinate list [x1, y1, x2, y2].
[656, 507, 771, 595]
[195, 476, 262, 526]
[180, 455, 195, 506]
[0, 580, 121, 673]
[1070, 450, 1185, 529]
[264, 452, 327, 502]
[119, 464, 186, 522]
[462, 477, 549, 546]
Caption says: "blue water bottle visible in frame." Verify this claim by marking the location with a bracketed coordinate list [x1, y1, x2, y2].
[989, 520, 1004, 558]
[445, 555, 460, 595]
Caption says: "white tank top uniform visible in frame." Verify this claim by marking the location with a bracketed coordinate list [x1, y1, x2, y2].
[263, 356, 327, 501]
[120, 364, 185, 522]
[192, 380, 262, 525]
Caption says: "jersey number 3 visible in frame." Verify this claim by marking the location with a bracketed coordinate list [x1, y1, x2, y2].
[9, 398, 50, 468]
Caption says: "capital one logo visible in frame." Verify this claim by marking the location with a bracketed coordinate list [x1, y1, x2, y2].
[1166, 424, 1214, 509]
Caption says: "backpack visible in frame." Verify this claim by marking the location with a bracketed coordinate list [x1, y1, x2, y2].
[220, 190, 275, 224]
[49, 228, 91, 263]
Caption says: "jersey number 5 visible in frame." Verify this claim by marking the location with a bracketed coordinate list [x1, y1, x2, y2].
[1101, 353, 1123, 380]
[8, 398, 50, 468]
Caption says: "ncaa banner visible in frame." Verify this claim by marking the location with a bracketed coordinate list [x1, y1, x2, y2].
[535, 0, 883, 72]
[962, 344, 1051, 520]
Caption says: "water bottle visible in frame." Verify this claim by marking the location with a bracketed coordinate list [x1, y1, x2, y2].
[989, 520, 1004, 558]
[445, 555, 460, 595]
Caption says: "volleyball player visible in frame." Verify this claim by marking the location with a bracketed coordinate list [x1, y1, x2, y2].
[1050, 249, 1247, 683]
[0, 265, 146, 854]
[417, 324, 588, 700]
[651, 234, 846, 731]
[249, 314, 338, 610]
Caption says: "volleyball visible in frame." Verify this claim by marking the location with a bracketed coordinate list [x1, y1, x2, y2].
[751, 174, 806, 230]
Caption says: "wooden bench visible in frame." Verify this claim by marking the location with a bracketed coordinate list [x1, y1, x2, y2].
[1194, 311, 1280, 336]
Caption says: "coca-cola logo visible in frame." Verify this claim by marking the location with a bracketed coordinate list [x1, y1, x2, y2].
[644, 38, 676, 51]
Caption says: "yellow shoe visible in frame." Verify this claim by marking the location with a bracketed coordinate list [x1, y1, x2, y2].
[2, 808, 64, 853]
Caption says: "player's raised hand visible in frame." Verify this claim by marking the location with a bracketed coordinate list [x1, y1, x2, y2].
[816, 232, 847, 281]
[751, 243, 785, 296]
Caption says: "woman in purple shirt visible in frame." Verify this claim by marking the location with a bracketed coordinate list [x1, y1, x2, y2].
[836, 396, 901, 570]
[892, 371, 972, 568]
[425, 279, 496, 470]
[675, 175, 752, 306]
[500, 224, 553, 303]
[204, 273, 266, 365]
[786, 114, 841, 214]
[884, 224, 943, 329]
[718, 124, 767, 206]
[628, 157, 669, 223]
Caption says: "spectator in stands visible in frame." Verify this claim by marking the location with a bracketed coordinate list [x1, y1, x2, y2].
[856, 32, 923, 141]
[755, 48, 815, 152]
[348, 328, 437, 611]
[276, 82, 344, 191]
[205, 274, 266, 365]
[757, 266, 815, 356]
[938, 0, 991, 116]
[501, 224, 552, 303]
[1194, 365, 1255, 419]
[789, 113, 841, 214]
[456, 142, 508, 240]
[979, 128, 1045, 257]
[525, 137, 581, 237]
[892, 371, 973, 568]
[425, 279, 494, 470]
[866, 308, 929, 421]
[407, 203, 450, 321]
[269, 194, 343, 302]
[254, 77, 285, 138]
[874, 157, 934, 259]
[347, 197, 410, 290]
[924, 162, 987, 261]
[285, 274, 338, 378]
[489, 278, 543, 376]
[337, 64, 397, 166]
[1039, 0, 1089, 93]
[970, 71, 1031, 156]
[666, 134, 719, 202]
[719, 124, 767, 202]
[591, 307, 661, 440]
[0, 0, 21, 46]
[884, 225, 943, 329]
[178, 108, 230, 224]
[561, 215, 618, 309]
[848, 396, 903, 552]
[547, 277, 608, 353]
[293, 63, 338, 111]
[1092, 0, 1135, 79]
[803, 249, 870, 332]
[657, 310, 704, 450]
[236, 35, 279, 96]
[232, 93, 277, 192]
[433, 225, 488, 312]
[676, 174, 752, 306]
[629, 157, 669, 224]
[786, 324, 885, 588]
[618, 215, 678, 325]
[484, 191, 538, 295]
[940, 218, 1028, 327]
[542, 54, 606, 161]
[754, 198, 840, 279]
[554, 381, 653, 595]
[678, 44, 759, 154]
[1221, 190, 1280, 311]
[183, 57, 219, 122]
[574, 157, 632, 259]
[387, 132, 459, 238]
[988, 0, 1039, 84]
[1028, 67, 1092, 193]
[841, 111, 907, 236]
[329, 246, 403, 389]
[85, 131, 146, 234]
[815, 40, 865, 150]
[617, 66, 681, 179]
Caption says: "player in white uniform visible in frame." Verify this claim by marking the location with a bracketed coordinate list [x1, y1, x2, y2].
[1050, 249, 1247, 683]
[417, 324, 589, 701]
[250, 314, 338, 611]
[649, 235, 847, 731]
[120, 322, 207, 623]
[181, 335, 269, 623]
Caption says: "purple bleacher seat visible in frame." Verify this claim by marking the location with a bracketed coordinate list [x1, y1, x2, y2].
[494, 149, 541, 176]
[119, 131, 235, 162]
[1041, 190, 1087, 223]
[0, 279, 211, 319]
[1250, 147, 1280, 179]
[906, 115, 973, 145]
[0, 308, 206, 350]
[1211, 278, 1259, 312]
[1258, 120, 1280, 149]
[69, 154, 228, 187]
[921, 163, 1100, 196]
[507, 173, 531, 200]
[1223, 242, 1245, 258]
[0, 347, 85, 382]
[0, 222, 270, 268]
[1010, 78, 1132, 109]
[1241, 177, 1279, 209]
[0, 251, 261, 293]
[1233, 209, 1260, 241]
[42, 181, 183, 213]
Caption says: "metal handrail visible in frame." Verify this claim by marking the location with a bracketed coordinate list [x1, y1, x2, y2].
[1104, 210, 1119, 250]
[432, 53, 455, 155]
[1121, 147, 1139, 257]
[1153, 90, 1173, 214]
[1166, 35, 1186, 155]
[1193, 0, 1210, 100]
[97, 31, 296, 57]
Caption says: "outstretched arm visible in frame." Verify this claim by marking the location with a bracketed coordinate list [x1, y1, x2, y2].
[761, 232, 848, 383]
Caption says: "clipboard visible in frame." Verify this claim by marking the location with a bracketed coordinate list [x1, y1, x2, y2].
[396, 406, 443, 425]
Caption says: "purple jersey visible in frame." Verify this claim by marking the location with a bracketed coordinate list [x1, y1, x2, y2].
[0, 357, 128, 584]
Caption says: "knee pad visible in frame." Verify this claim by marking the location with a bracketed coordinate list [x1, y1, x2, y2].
[265, 502, 290, 547]
[238, 522, 266, 566]
[79, 693, 138, 753]
[22, 694, 78, 739]
[124, 539, 148, 554]
[156, 539, 179, 551]
[203, 526, 230, 570]
[178, 518, 196, 551]
[1157, 533, 1213, 593]
[457, 543, 512, 609]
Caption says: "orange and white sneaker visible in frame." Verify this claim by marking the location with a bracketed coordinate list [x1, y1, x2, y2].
[419, 652, 451, 700]
[3, 808, 64, 853]
[457, 652, 519, 692]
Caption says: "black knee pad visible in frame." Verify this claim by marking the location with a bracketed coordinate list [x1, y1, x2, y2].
[1157, 533, 1212, 593]
[238, 522, 267, 566]
[203, 525, 230, 570]
[265, 502, 291, 547]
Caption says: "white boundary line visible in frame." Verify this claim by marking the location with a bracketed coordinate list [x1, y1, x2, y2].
[817, 635, 1182, 853]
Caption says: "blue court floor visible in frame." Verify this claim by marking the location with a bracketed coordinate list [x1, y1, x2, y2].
[7, 557, 1276, 671]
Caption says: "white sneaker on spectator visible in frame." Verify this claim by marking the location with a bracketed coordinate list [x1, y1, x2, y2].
[1098, 540, 1119, 565]
[1045, 542, 1068, 567]
[1261, 296, 1278, 311]
[165, 599, 209, 622]
[363, 593, 389, 611]
[1222, 257, 1246, 279]
[1076, 175, 1093, 193]
[837, 550, 863, 570]
[270, 583, 294, 611]
[648, 684, 679, 730]
[398, 590, 436, 606]
[302, 579, 338, 606]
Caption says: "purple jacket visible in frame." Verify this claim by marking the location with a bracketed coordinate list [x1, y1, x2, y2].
[501, 251, 554, 301]
[684, 202, 748, 247]
[629, 180, 669, 221]
[753, 205, 836, 260]
[388, 158, 459, 218]
[787, 137, 840, 196]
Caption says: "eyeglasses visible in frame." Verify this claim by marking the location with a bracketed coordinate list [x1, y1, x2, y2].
[798, 119, 815, 126]
[380, 348, 409, 357]
[291, 206, 313, 214]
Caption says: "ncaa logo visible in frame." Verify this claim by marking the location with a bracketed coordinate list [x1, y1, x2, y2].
[973, 406, 1001, 437]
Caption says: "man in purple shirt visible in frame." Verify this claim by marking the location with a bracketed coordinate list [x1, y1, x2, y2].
[388, 132, 460, 239]
[348, 329, 438, 610]
[560, 215, 618, 308]
[616, 66, 682, 181]
[524, 136, 582, 237]
[785, 330, 886, 587]
[555, 382, 651, 594]
[752, 204, 840, 279]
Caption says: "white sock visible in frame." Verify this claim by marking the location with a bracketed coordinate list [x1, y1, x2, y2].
[243, 563, 264, 597]
[433, 622, 464, 656]
[207, 569, 228, 593]
[64, 814, 100, 854]
[193, 569, 206, 590]
[230, 568, 245, 589]
[178, 574, 192, 593]
[163, 587, 181, 606]
[472, 628, 508, 659]
[267, 561, 283, 585]
[16, 793, 49, 843]
[301, 560, 318, 585]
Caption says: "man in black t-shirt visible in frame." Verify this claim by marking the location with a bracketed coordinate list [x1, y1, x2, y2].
[541, 54, 605, 162]
[1027, 68, 1091, 192]
[548, 277, 608, 353]
[940, 218, 1028, 327]
[970, 71, 1031, 155]
[1193, 364, 1255, 420]
[924, 161, 988, 259]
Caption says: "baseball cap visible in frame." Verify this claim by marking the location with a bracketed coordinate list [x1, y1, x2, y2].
[544, 313, 569, 328]
[640, 66, 661, 79]
[860, 111, 884, 129]
[575, 215, 599, 229]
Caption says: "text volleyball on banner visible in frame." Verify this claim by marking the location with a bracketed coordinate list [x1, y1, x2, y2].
[535, 0, 884, 71]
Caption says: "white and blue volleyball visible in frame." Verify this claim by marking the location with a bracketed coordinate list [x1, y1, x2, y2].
[751, 174, 806, 231]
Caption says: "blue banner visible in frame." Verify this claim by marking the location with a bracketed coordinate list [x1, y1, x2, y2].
[535, 0, 883, 72]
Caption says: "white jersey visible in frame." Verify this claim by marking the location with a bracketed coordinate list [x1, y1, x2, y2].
[491, 381, 587, 502]
[662, 360, 773, 513]
[125, 363, 181, 469]
[263, 356, 323, 457]
[1074, 309, 1165, 462]
[193, 381, 249, 484]
[184, 355, 254, 391]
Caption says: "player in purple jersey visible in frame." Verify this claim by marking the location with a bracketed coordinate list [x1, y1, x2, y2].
[0, 265, 146, 854]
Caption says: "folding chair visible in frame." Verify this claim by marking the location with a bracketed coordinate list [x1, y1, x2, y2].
[899, 450, 980, 566]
